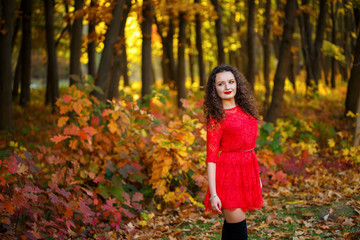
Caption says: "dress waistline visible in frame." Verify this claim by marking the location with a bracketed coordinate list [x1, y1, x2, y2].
[221, 148, 254, 153]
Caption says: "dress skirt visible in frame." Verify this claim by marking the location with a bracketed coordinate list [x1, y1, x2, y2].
[204, 150, 263, 212]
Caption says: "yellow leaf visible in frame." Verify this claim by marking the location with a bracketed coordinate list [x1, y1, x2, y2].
[108, 120, 118, 134]
[58, 116, 69, 128]
[328, 138, 335, 148]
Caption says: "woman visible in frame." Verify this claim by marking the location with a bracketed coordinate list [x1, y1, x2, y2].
[203, 65, 263, 239]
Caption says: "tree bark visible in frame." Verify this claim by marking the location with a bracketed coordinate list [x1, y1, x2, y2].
[195, 0, 206, 88]
[155, 16, 175, 85]
[345, 24, 360, 115]
[44, 0, 60, 108]
[0, 0, 14, 129]
[263, 0, 271, 112]
[312, 0, 328, 85]
[12, 50, 21, 98]
[177, 11, 187, 108]
[94, 0, 125, 101]
[211, 0, 225, 65]
[87, 0, 97, 77]
[141, 0, 153, 103]
[354, 95, 360, 147]
[187, 27, 195, 84]
[107, 0, 132, 99]
[19, 0, 32, 107]
[247, 0, 256, 90]
[330, 0, 337, 89]
[265, 0, 297, 123]
[298, 0, 315, 87]
[69, 0, 84, 85]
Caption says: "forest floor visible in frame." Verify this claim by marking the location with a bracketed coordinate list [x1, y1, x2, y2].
[123, 156, 360, 240]
[2, 83, 360, 239]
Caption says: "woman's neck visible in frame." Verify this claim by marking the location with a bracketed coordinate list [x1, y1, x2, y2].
[222, 99, 236, 109]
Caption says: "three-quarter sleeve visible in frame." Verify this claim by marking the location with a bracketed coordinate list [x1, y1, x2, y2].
[206, 119, 224, 163]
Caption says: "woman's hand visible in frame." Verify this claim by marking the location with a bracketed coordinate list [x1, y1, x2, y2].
[211, 196, 222, 214]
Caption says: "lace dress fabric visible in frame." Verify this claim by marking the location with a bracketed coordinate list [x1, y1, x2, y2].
[204, 105, 263, 212]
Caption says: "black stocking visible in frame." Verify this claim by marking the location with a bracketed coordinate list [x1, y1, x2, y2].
[221, 219, 248, 240]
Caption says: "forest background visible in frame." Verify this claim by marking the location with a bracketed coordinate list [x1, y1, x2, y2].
[0, 0, 360, 239]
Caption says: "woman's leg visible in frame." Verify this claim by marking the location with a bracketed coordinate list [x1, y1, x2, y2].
[222, 208, 248, 240]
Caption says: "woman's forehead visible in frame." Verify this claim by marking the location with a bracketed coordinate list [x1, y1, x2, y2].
[215, 71, 235, 82]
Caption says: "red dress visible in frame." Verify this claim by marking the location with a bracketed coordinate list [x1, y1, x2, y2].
[204, 105, 263, 212]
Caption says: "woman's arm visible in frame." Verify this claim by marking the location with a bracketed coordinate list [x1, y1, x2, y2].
[207, 162, 222, 213]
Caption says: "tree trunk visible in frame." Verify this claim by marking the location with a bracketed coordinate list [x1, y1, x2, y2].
[0, 0, 14, 129]
[265, 0, 297, 123]
[345, 25, 360, 115]
[177, 11, 187, 108]
[12, 51, 21, 98]
[69, 0, 84, 85]
[263, 0, 271, 112]
[195, 0, 206, 88]
[141, 0, 153, 103]
[354, 95, 360, 147]
[330, 1, 337, 89]
[211, 0, 225, 65]
[44, 0, 60, 108]
[19, 0, 32, 107]
[11, 3, 21, 53]
[312, 0, 328, 85]
[187, 27, 195, 84]
[155, 16, 175, 85]
[87, 0, 97, 77]
[247, 0, 256, 90]
[107, 0, 132, 99]
[94, 0, 125, 101]
[298, 0, 315, 88]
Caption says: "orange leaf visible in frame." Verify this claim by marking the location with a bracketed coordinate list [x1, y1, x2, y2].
[69, 139, 79, 150]
[57, 116, 69, 127]
[63, 94, 72, 104]
[78, 129, 88, 141]
[108, 120, 118, 134]
[50, 135, 71, 143]
[73, 101, 83, 115]
[83, 126, 97, 136]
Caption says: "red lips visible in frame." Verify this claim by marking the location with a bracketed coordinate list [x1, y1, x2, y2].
[224, 91, 232, 95]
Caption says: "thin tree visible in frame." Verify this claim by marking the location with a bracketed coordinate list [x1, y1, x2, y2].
[177, 11, 187, 108]
[88, 0, 97, 77]
[44, 0, 60, 108]
[345, 13, 360, 115]
[247, 0, 256, 90]
[0, 0, 15, 129]
[211, 0, 225, 65]
[265, 0, 297, 123]
[262, 0, 271, 112]
[141, 0, 153, 103]
[107, 0, 132, 99]
[195, 0, 206, 88]
[94, 0, 125, 101]
[330, 0, 337, 89]
[19, 0, 32, 107]
[69, 0, 84, 85]
[312, 0, 328, 85]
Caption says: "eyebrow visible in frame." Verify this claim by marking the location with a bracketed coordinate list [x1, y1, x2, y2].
[216, 79, 235, 83]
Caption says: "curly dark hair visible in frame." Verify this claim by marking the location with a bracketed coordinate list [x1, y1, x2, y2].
[203, 65, 259, 124]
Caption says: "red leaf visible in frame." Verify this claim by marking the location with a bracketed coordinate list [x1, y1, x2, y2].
[80, 201, 94, 217]
[66, 220, 75, 229]
[91, 116, 100, 127]
[50, 135, 71, 143]
[94, 176, 105, 183]
[7, 157, 18, 174]
[56, 188, 71, 199]
[122, 208, 135, 218]
[132, 192, 143, 202]
[63, 94, 72, 104]
[48, 192, 59, 204]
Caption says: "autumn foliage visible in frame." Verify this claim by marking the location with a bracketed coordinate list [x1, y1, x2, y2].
[1, 79, 359, 238]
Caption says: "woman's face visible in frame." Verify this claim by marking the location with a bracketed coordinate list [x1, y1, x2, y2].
[215, 71, 237, 102]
